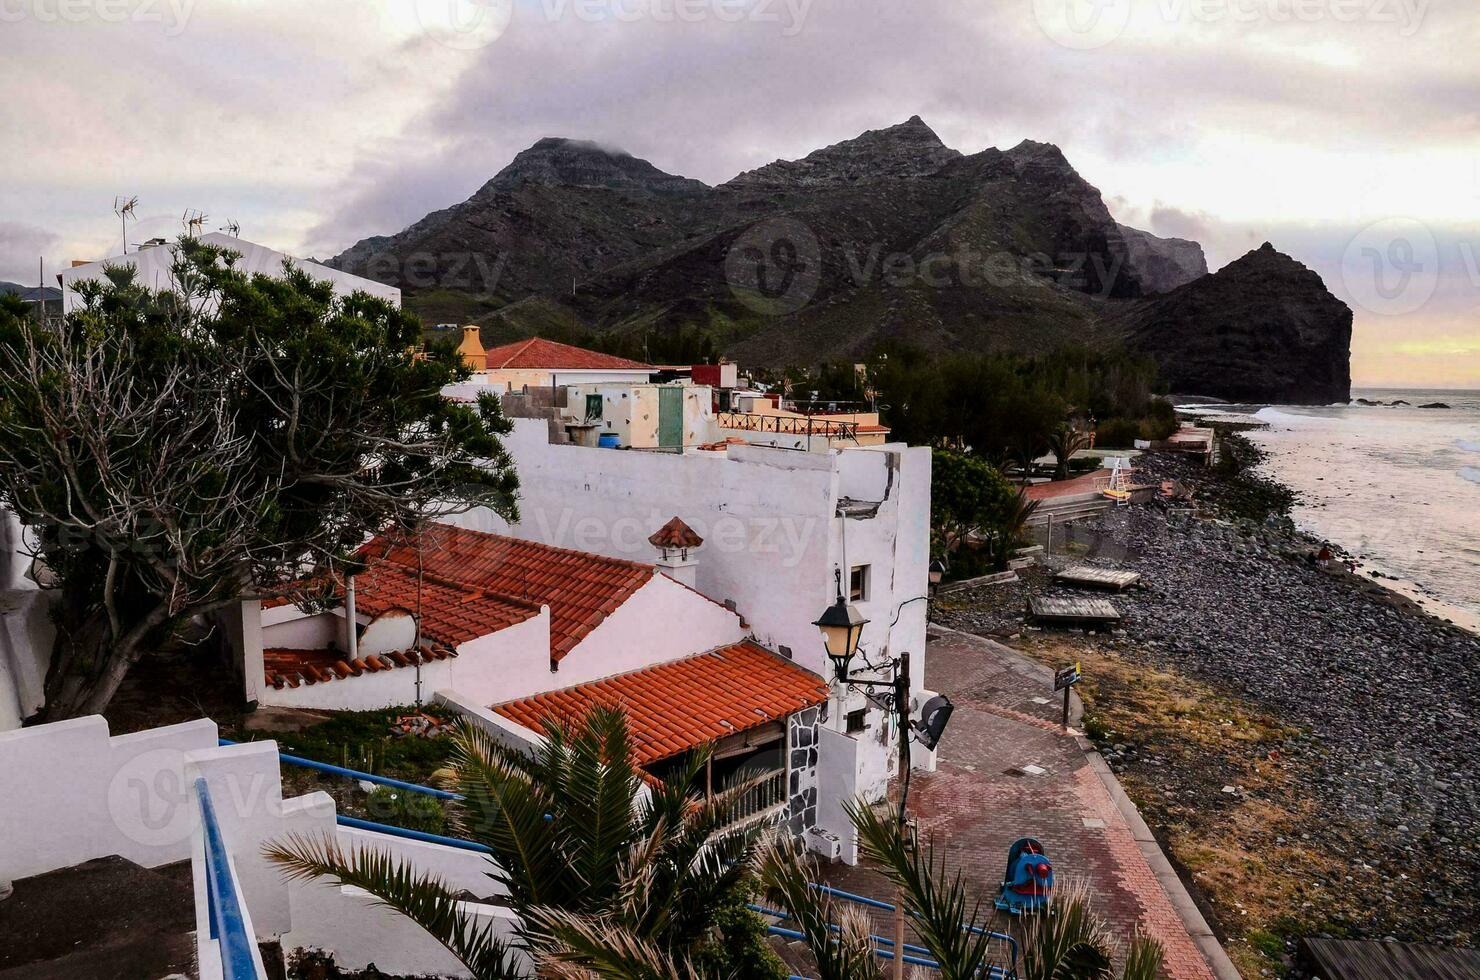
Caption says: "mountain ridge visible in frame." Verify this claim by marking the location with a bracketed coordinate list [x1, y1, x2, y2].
[327, 118, 1350, 403]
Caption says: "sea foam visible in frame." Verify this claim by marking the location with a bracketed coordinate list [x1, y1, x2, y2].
[1458, 439, 1480, 454]
[1461, 467, 1480, 485]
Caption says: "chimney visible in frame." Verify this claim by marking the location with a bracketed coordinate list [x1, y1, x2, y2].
[344, 574, 359, 661]
[457, 325, 486, 371]
[648, 517, 703, 590]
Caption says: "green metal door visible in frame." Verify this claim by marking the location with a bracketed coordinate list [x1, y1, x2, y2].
[658, 386, 683, 450]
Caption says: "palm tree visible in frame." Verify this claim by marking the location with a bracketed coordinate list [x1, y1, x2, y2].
[535, 801, 1166, 980]
[266, 706, 773, 979]
[1046, 423, 1094, 482]
[987, 486, 1041, 572]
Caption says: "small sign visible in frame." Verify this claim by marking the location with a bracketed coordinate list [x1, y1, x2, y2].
[1054, 663, 1081, 692]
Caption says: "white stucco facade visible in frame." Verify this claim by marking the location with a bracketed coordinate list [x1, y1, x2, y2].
[443, 419, 933, 857]
[59, 232, 401, 311]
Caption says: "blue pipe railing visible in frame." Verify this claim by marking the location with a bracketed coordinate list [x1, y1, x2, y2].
[195, 777, 264, 980]
[812, 881, 1020, 966]
[335, 814, 493, 854]
[219, 738, 462, 800]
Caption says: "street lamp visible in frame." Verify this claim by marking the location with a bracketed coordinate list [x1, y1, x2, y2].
[928, 559, 946, 588]
[812, 591, 869, 681]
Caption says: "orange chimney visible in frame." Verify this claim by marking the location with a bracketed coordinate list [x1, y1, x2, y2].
[457, 325, 486, 371]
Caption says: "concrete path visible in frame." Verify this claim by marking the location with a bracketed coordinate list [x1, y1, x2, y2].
[818, 624, 1238, 980]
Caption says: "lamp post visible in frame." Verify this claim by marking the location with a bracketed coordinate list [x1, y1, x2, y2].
[814, 575, 950, 980]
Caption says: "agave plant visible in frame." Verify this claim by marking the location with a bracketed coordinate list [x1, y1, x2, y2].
[266, 706, 773, 979]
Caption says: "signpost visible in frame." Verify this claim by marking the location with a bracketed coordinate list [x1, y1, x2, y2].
[1054, 662, 1081, 730]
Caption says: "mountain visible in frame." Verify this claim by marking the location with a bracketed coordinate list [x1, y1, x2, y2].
[0, 282, 61, 302]
[328, 118, 1350, 403]
[1115, 243, 1353, 404]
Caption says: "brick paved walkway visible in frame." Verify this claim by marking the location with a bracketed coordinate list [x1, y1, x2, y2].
[816, 625, 1232, 980]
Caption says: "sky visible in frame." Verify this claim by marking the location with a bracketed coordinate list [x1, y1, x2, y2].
[3, 0, 1477, 388]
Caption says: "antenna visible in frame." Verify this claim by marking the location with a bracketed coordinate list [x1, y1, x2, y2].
[181, 208, 208, 237]
[220, 219, 240, 237]
[113, 195, 138, 254]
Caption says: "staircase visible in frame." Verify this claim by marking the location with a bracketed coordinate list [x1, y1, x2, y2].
[1026, 491, 1112, 527]
[0, 855, 197, 979]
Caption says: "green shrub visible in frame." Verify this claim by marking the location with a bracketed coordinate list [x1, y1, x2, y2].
[1069, 454, 1103, 473]
[1139, 400, 1180, 441]
[365, 786, 447, 834]
[1094, 418, 1140, 448]
[694, 893, 789, 980]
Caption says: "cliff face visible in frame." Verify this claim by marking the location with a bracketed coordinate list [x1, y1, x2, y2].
[1117, 224, 1208, 293]
[328, 119, 1349, 390]
[1117, 243, 1353, 404]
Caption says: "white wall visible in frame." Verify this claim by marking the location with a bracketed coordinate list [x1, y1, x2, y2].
[534, 573, 744, 697]
[0, 589, 53, 730]
[1, 714, 521, 978]
[60, 233, 400, 311]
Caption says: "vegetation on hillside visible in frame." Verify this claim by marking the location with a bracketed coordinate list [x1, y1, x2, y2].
[0, 238, 520, 720]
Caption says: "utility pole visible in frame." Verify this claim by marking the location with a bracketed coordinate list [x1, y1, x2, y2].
[892, 650, 911, 980]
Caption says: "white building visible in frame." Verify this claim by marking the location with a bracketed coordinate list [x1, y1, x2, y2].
[448, 334, 654, 393]
[444, 417, 934, 861]
[58, 232, 401, 311]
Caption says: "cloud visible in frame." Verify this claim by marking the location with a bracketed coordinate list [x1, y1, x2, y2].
[0, 221, 61, 286]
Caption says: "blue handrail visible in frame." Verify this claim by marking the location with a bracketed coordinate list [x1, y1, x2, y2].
[219, 738, 462, 800]
[801, 882, 1020, 977]
[195, 777, 263, 980]
[335, 814, 493, 854]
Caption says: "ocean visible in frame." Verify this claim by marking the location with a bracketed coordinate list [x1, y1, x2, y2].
[1188, 388, 1480, 634]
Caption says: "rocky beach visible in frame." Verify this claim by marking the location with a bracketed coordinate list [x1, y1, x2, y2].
[930, 438, 1480, 973]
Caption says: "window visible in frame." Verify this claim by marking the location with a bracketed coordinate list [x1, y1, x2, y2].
[846, 708, 868, 734]
[849, 564, 870, 602]
[585, 393, 603, 420]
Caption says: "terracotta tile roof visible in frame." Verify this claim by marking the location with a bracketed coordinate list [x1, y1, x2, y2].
[264, 643, 457, 690]
[350, 561, 542, 647]
[648, 516, 703, 551]
[491, 642, 829, 766]
[364, 524, 657, 662]
[480, 337, 653, 372]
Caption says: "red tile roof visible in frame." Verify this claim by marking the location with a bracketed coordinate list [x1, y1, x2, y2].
[480, 337, 653, 372]
[264, 643, 456, 690]
[350, 561, 542, 648]
[492, 642, 829, 766]
[648, 516, 703, 551]
[364, 524, 656, 662]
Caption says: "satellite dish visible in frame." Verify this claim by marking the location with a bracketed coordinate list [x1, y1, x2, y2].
[911, 694, 954, 750]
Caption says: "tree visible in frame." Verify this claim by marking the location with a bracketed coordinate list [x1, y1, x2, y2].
[267, 707, 782, 980]
[930, 449, 1017, 559]
[0, 237, 519, 720]
[983, 485, 1041, 572]
[1047, 422, 1094, 481]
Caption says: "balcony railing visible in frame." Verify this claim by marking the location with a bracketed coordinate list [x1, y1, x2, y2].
[724, 768, 788, 827]
[718, 412, 858, 440]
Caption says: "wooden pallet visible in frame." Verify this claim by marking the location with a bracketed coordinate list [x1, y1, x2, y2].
[1028, 595, 1122, 627]
[1054, 566, 1142, 591]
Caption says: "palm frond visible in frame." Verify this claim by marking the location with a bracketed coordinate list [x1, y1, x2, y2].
[849, 802, 1000, 980]
[758, 834, 883, 980]
[1018, 879, 1114, 980]
[264, 834, 526, 980]
[1121, 932, 1165, 980]
[531, 906, 708, 980]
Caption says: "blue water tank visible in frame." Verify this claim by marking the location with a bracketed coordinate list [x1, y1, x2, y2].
[598, 433, 620, 449]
